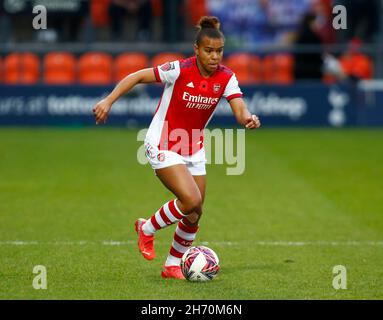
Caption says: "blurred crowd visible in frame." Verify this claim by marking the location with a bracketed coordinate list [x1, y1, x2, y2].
[0, 0, 381, 82]
[0, 0, 380, 45]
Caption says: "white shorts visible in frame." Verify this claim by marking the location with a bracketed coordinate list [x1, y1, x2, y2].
[144, 141, 207, 176]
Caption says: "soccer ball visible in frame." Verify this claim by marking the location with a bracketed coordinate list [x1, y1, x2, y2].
[180, 246, 220, 281]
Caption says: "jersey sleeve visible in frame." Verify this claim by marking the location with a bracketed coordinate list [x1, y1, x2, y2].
[153, 60, 181, 84]
[223, 74, 243, 101]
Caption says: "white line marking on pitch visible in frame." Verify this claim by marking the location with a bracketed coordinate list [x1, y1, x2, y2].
[0, 240, 382, 246]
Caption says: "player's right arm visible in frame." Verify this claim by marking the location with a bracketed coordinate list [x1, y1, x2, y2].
[93, 68, 157, 125]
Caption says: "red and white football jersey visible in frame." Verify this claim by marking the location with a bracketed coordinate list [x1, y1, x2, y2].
[146, 56, 243, 156]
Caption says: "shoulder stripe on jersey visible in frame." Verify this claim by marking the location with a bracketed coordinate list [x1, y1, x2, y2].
[179, 57, 195, 69]
[226, 93, 243, 101]
[218, 64, 234, 76]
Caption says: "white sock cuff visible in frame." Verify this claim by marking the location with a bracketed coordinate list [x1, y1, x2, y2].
[173, 199, 185, 217]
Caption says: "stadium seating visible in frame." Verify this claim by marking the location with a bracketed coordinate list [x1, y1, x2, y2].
[340, 53, 373, 79]
[262, 53, 294, 84]
[3, 53, 40, 84]
[262, 54, 276, 84]
[250, 55, 263, 83]
[4, 51, 376, 85]
[151, 52, 185, 67]
[114, 53, 149, 82]
[78, 52, 113, 85]
[273, 53, 294, 84]
[43, 52, 76, 84]
[225, 53, 261, 84]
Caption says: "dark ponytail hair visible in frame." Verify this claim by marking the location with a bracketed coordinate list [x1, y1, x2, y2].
[195, 16, 225, 45]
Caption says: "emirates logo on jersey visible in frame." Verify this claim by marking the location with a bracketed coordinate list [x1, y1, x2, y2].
[182, 92, 219, 110]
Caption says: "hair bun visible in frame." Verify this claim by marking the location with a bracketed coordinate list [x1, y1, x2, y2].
[197, 16, 220, 30]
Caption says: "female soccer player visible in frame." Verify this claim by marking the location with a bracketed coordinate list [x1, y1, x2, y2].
[93, 16, 261, 279]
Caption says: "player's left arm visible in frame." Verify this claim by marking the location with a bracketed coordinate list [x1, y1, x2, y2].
[229, 97, 261, 129]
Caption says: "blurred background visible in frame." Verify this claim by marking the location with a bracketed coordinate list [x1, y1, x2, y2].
[1, 1, 383, 300]
[0, 0, 382, 126]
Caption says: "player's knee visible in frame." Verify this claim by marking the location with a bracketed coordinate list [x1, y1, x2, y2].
[185, 211, 202, 226]
[181, 194, 202, 215]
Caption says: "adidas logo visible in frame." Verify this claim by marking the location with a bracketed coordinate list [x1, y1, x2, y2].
[186, 82, 194, 88]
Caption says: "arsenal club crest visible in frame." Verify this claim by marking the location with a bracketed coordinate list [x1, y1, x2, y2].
[213, 83, 221, 94]
[157, 152, 165, 162]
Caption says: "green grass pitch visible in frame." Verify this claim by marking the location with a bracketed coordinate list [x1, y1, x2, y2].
[0, 127, 382, 299]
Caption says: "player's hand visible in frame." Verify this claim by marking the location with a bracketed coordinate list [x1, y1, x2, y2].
[93, 98, 112, 125]
[245, 115, 261, 129]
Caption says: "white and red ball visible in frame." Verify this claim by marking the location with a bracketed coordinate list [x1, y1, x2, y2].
[180, 246, 220, 281]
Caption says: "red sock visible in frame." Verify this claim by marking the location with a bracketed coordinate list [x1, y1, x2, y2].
[165, 220, 199, 266]
[142, 199, 185, 235]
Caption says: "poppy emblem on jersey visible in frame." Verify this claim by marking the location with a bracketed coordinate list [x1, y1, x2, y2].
[199, 80, 208, 92]
[160, 62, 175, 72]
[213, 83, 221, 94]
[157, 152, 165, 162]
